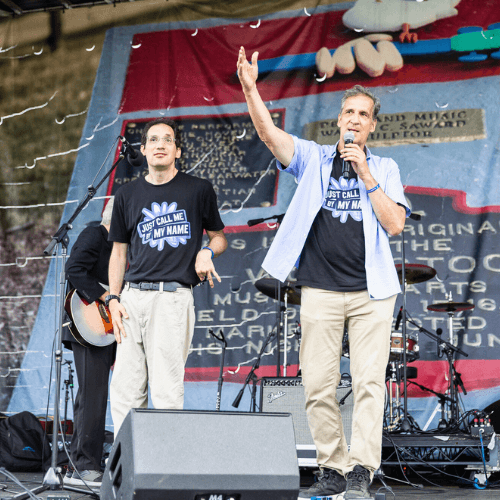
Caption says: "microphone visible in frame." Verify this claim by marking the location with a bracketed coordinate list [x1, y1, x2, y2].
[455, 371, 467, 395]
[395, 306, 403, 330]
[436, 328, 443, 358]
[232, 387, 245, 408]
[120, 136, 144, 167]
[247, 218, 265, 227]
[247, 213, 286, 226]
[342, 131, 355, 179]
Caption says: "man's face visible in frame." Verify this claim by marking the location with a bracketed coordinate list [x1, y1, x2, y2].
[337, 95, 377, 148]
[140, 123, 181, 169]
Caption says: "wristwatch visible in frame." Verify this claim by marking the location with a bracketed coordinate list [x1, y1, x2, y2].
[105, 294, 121, 308]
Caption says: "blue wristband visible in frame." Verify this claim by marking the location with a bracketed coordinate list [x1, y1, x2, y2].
[367, 183, 380, 194]
[202, 246, 214, 258]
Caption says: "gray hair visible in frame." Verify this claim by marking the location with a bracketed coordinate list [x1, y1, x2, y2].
[340, 85, 380, 121]
[101, 197, 114, 226]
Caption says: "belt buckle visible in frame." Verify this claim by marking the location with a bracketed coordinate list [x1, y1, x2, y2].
[139, 282, 152, 291]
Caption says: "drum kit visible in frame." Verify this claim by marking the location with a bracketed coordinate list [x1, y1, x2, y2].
[255, 261, 473, 432]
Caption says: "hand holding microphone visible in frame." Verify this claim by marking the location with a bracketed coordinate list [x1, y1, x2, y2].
[342, 131, 355, 179]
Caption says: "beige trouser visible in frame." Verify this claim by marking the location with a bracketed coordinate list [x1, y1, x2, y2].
[110, 285, 195, 437]
[299, 287, 396, 476]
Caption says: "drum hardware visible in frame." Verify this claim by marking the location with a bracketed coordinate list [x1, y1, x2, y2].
[385, 361, 420, 430]
[389, 331, 419, 362]
[385, 363, 417, 380]
[386, 362, 401, 430]
[395, 263, 437, 285]
[428, 291, 474, 346]
[255, 277, 301, 377]
[392, 211, 437, 432]
[406, 378, 455, 430]
[407, 314, 469, 428]
[425, 292, 472, 428]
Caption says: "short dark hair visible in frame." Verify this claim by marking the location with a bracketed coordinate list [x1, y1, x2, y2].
[340, 85, 380, 121]
[141, 118, 181, 148]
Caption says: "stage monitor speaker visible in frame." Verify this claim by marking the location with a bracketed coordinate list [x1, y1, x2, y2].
[100, 409, 299, 500]
[260, 377, 354, 467]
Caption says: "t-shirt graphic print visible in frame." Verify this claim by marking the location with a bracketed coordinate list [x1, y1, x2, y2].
[323, 176, 363, 223]
[137, 201, 191, 251]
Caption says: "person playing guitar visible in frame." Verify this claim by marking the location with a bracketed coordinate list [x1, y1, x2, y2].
[62, 197, 116, 488]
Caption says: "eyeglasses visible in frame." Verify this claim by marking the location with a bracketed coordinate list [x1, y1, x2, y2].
[147, 136, 175, 144]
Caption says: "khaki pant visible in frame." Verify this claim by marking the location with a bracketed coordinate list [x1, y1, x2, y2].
[110, 285, 195, 437]
[299, 287, 396, 476]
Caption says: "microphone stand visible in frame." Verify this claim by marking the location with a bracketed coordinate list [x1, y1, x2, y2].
[398, 211, 422, 433]
[400, 218, 411, 432]
[247, 213, 285, 377]
[209, 329, 227, 411]
[18, 146, 126, 500]
[232, 327, 276, 411]
[62, 360, 74, 444]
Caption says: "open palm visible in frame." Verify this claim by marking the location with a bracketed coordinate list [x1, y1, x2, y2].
[237, 46, 259, 92]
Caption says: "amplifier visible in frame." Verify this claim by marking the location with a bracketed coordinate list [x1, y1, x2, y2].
[260, 377, 354, 467]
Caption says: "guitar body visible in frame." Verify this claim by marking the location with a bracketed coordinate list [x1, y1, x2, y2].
[65, 289, 116, 348]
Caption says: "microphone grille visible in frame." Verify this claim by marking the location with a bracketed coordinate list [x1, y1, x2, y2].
[344, 131, 355, 143]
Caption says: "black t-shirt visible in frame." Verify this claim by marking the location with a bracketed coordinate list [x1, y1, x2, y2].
[66, 225, 112, 302]
[295, 150, 367, 292]
[109, 172, 224, 285]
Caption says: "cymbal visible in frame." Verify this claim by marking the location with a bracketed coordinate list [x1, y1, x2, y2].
[395, 263, 436, 284]
[255, 278, 301, 305]
[427, 302, 475, 313]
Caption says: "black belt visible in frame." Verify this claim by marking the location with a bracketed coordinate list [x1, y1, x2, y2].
[128, 281, 190, 292]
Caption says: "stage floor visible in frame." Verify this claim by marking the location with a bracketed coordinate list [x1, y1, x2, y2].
[1, 471, 500, 499]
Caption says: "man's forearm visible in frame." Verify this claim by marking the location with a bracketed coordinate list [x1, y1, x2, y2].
[243, 87, 294, 167]
[108, 245, 127, 296]
[243, 87, 276, 144]
[204, 230, 228, 258]
[369, 189, 406, 236]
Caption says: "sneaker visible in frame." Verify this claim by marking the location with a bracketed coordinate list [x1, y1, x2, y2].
[67, 469, 103, 487]
[298, 468, 346, 498]
[345, 465, 371, 499]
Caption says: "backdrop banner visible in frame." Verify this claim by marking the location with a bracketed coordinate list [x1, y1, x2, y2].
[7, 1, 500, 431]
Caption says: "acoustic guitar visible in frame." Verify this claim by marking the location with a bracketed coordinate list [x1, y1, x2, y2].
[65, 289, 116, 347]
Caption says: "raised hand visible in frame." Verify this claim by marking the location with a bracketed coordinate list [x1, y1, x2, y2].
[237, 46, 259, 93]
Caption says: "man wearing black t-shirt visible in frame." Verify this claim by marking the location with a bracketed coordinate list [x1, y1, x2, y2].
[238, 48, 408, 499]
[107, 118, 227, 436]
